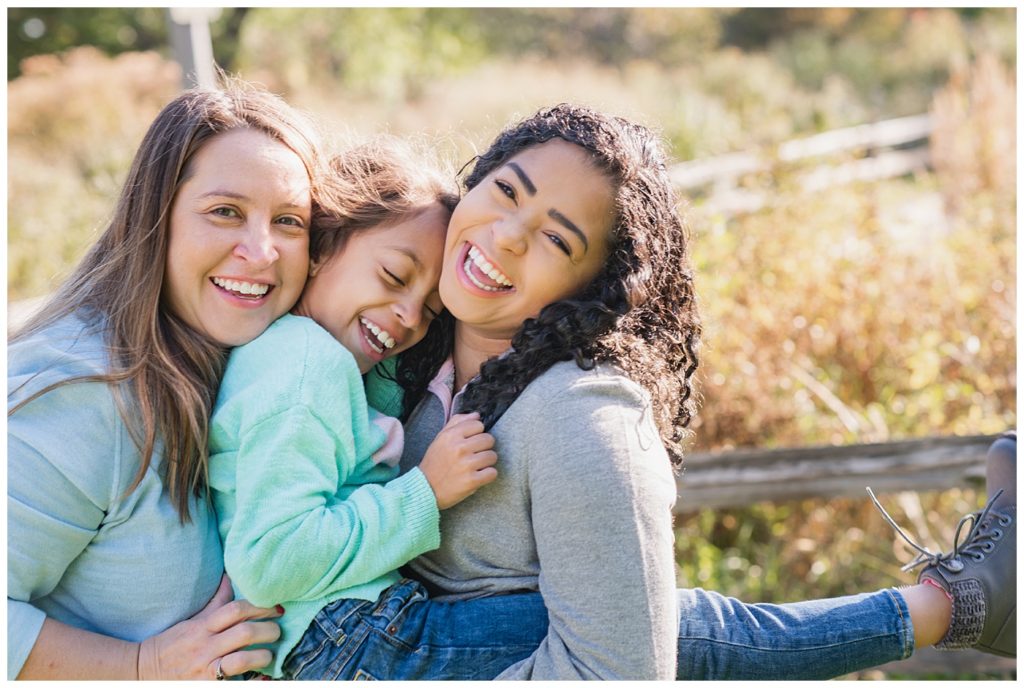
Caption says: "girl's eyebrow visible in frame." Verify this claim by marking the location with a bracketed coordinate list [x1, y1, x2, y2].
[548, 209, 590, 253]
[506, 162, 589, 253]
[505, 162, 536, 195]
[385, 246, 424, 269]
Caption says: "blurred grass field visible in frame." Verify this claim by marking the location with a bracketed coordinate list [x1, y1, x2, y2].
[7, 8, 1016, 678]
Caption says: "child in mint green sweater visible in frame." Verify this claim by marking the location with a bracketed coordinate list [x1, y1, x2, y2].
[207, 140, 508, 679]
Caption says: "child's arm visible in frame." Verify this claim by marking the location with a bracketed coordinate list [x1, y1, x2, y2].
[224, 400, 440, 609]
[216, 324, 445, 609]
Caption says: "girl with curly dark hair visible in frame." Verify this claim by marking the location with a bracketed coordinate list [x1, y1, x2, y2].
[307, 103, 1012, 680]
[288, 103, 686, 680]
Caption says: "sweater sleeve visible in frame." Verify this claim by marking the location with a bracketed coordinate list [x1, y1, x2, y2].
[7, 385, 115, 679]
[497, 377, 679, 680]
[221, 348, 440, 609]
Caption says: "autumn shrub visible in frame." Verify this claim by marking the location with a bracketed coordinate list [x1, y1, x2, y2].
[930, 52, 1016, 222]
[7, 47, 180, 300]
[676, 54, 1015, 637]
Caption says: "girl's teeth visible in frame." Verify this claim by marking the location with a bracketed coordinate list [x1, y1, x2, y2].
[464, 257, 503, 292]
[466, 246, 513, 288]
[360, 318, 395, 350]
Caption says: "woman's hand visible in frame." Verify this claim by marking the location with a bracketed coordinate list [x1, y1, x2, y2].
[136, 575, 283, 680]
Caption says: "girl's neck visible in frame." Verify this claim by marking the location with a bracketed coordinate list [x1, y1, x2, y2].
[452, 321, 512, 392]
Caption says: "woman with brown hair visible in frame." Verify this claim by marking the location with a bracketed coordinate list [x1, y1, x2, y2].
[8, 79, 323, 679]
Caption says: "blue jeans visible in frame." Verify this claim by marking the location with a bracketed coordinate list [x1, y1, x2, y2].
[675, 587, 914, 679]
[281, 578, 914, 680]
[282, 580, 547, 680]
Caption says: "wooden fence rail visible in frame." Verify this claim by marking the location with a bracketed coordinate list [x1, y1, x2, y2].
[675, 433, 996, 513]
[669, 113, 934, 215]
[675, 432, 1016, 678]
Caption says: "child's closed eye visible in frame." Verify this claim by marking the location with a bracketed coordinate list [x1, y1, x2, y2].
[382, 268, 406, 287]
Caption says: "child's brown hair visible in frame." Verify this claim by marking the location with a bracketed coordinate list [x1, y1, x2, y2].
[310, 137, 459, 264]
[311, 136, 459, 419]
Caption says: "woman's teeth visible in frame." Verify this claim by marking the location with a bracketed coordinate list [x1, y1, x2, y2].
[212, 277, 269, 297]
[360, 317, 396, 353]
[465, 246, 513, 291]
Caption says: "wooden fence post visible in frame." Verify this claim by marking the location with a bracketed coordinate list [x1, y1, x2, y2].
[166, 8, 221, 90]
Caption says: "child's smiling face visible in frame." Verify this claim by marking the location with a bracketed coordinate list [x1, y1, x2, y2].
[294, 204, 448, 373]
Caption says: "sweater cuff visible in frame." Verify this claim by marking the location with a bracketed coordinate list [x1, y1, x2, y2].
[390, 467, 441, 552]
[8, 599, 46, 679]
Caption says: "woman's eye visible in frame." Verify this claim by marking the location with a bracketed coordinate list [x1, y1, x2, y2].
[277, 215, 306, 228]
[546, 233, 571, 256]
[211, 206, 239, 219]
[494, 180, 516, 202]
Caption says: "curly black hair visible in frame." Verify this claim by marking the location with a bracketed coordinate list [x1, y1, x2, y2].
[454, 104, 702, 469]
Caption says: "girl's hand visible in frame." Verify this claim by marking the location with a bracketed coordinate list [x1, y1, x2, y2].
[419, 412, 499, 510]
[136, 575, 282, 680]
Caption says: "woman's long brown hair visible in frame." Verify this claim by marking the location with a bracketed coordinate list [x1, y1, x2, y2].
[10, 79, 323, 522]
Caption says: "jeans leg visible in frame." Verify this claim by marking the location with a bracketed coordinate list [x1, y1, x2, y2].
[288, 580, 915, 680]
[676, 587, 915, 679]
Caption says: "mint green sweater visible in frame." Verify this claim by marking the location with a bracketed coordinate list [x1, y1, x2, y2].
[208, 314, 440, 678]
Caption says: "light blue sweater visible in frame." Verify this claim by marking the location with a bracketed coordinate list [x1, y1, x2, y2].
[208, 314, 441, 678]
[7, 312, 224, 679]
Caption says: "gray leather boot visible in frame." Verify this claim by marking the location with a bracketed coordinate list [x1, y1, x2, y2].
[869, 431, 1016, 658]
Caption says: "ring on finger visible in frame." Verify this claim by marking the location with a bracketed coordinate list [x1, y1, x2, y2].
[216, 658, 226, 681]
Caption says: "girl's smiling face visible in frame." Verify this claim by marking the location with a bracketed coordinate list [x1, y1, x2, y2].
[439, 139, 617, 341]
[293, 205, 448, 374]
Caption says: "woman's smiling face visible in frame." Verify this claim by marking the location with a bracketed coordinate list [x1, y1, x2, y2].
[439, 139, 616, 340]
[163, 128, 312, 348]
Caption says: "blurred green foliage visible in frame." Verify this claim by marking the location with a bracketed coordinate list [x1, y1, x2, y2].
[9, 8, 1014, 101]
[234, 8, 487, 101]
[7, 8, 167, 80]
[6, 8, 251, 81]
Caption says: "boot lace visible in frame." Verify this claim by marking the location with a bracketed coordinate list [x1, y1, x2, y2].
[866, 487, 1010, 575]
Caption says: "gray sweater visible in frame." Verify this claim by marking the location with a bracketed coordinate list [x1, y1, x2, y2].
[399, 360, 679, 680]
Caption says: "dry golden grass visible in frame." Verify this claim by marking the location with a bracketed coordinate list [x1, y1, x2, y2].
[7, 48, 180, 299]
